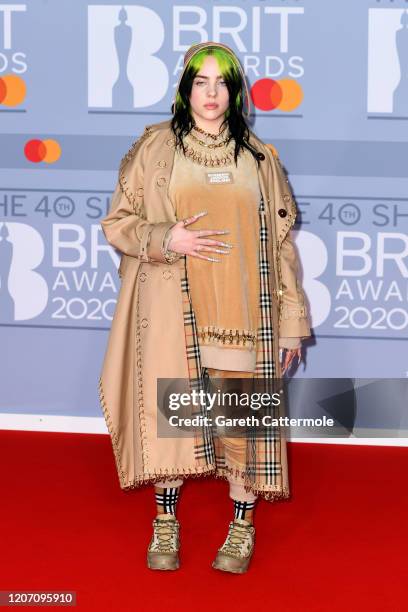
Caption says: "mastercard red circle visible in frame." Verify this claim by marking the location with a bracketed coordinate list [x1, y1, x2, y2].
[251, 78, 283, 111]
[0, 78, 6, 104]
[25, 140, 47, 163]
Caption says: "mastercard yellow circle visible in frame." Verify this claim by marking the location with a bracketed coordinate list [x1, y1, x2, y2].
[1, 75, 26, 106]
[42, 139, 61, 163]
[277, 79, 303, 112]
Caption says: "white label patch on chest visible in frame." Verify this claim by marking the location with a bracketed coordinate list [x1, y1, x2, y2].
[205, 171, 234, 184]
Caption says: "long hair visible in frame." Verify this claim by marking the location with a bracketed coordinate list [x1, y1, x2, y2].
[170, 47, 259, 165]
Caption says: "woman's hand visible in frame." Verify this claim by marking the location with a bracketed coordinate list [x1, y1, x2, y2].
[167, 211, 233, 262]
[280, 347, 302, 375]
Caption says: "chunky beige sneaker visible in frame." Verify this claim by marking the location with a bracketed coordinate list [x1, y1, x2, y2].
[212, 518, 255, 574]
[147, 514, 180, 571]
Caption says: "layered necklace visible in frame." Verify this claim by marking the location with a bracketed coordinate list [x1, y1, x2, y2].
[182, 123, 237, 167]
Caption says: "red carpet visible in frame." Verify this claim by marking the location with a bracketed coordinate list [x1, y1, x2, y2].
[0, 430, 406, 611]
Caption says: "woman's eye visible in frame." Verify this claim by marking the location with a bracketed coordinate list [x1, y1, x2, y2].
[193, 79, 226, 87]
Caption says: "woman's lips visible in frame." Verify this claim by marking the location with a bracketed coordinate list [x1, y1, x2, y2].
[204, 103, 218, 109]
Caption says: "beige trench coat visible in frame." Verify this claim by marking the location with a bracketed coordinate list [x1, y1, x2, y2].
[98, 120, 311, 496]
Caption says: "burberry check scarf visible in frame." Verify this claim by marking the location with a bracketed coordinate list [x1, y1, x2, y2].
[180, 195, 289, 501]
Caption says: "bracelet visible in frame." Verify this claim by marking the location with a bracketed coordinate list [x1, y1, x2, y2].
[163, 248, 181, 264]
[162, 224, 182, 264]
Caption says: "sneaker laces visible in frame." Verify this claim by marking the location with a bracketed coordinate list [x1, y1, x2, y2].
[150, 518, 179, 553]
[219, 521, 254, 559]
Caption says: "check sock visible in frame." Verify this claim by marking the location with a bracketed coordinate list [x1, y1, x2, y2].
[233, 499, 256, 521]
[154, 486, 181, 516]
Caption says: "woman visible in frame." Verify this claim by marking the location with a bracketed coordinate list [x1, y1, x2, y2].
[99, 41, 311, 574]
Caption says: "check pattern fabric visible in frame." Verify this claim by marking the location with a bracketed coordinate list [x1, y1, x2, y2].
[154, 486, 180, 515]
[179, 195, 289, 502]
[180, 270, 216, 468]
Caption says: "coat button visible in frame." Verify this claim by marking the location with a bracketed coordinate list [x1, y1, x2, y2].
[166, 138, 175, 147]
[139, 272, 147, 282]
[141, 318, 148, 328]
[157, 160, 167, 168]
[157, 177, 167, 187]
[163, 269, 173, 280]
[283, 194, 291, 202]
[256, 152, 265, 161]
[137, 187, 144, 197]
[278, 209, 287, 218]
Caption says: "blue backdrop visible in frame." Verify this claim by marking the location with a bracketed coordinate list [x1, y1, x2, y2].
[0, 1, 407, 436]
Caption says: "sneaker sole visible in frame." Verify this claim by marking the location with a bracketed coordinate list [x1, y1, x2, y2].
[147, 553, 180, 571]
[212, 556, 251, 574]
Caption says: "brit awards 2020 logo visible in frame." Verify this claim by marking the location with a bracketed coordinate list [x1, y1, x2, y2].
[294, 199, 408, 340]
[0, 192, 120, 328]
[368, 7, 408, 115]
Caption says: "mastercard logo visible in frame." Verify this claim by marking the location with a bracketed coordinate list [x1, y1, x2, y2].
[0, 75, 26, 106]
[251, 78, 303, 112]
[24, 139, 62, 163]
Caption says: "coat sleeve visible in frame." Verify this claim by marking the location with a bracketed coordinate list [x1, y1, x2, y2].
[279, 228, 311, 339]
[266, 144, 311, 341]
[101, 129, 182, 264]
[279, 336, 301, 350]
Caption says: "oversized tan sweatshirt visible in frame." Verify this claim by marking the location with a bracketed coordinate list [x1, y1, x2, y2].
[168, 127, 261, 372]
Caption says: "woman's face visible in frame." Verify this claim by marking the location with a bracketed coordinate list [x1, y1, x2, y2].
[188, 55, 230, 131]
